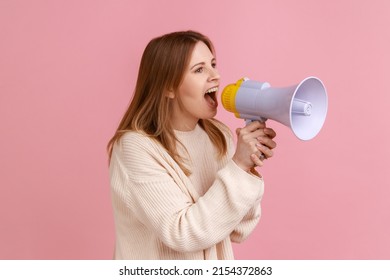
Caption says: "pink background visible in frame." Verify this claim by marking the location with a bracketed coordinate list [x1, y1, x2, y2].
[1, 0, 389, 259]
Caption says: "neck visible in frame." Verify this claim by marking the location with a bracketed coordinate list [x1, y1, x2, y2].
[171, 120, 199, 131]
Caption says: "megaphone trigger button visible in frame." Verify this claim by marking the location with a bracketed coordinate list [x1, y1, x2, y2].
[256, 142, 274, 160]
[259, 154, 266, 161]
[256, 144, 267, 160]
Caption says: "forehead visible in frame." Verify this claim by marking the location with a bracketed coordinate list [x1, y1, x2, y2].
[188, 41, 215, 64]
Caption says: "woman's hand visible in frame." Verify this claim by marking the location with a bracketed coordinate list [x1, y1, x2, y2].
[232, 121, 277, 172]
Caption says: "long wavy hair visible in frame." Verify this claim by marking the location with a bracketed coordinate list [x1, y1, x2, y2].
[107, 30, 228, 175]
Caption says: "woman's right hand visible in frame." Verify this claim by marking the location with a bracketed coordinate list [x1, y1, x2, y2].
[232, 121, 277, 172]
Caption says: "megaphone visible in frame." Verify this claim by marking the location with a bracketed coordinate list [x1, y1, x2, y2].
[221, 77, 328, 140]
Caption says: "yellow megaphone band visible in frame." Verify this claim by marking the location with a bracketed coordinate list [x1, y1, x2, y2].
[221, 78, 246, 118]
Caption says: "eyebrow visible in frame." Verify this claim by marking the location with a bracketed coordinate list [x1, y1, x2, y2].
[190, 58, 216, 70]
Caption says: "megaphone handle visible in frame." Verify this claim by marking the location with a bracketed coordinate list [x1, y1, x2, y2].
[245, 117, 267, 126]
[244, 118, 267, 161]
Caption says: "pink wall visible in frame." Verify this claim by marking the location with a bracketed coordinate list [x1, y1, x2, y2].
[1, 0, 389, 259]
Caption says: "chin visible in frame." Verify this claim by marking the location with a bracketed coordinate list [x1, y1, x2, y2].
[204, 110, 217, 120]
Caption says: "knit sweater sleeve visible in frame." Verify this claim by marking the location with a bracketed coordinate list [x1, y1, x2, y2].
[230, 198, 261, 243]
[222, 130, 263, 243]
[117, 132, 264, 253]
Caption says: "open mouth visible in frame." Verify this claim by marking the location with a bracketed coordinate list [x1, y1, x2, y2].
[204, 86, 218, 107]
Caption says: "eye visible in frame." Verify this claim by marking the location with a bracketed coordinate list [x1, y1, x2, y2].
[195, 67, 204, 73]
[212, 62, 217, 68]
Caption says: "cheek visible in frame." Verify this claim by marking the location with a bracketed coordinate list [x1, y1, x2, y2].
[179, 76, 203, 98]
[180, 95, 201, 114]
[178, 86, 203, 104]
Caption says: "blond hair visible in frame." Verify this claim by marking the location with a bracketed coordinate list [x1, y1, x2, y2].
[107, 31, 227, 175]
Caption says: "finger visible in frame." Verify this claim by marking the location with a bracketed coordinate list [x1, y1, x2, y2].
[251, 153, 264, 167]
[242, 126, 269, 139]
[264, 127, 277, 139]
[237, 126, 264, 139]
[257, 136, 277, 149]
[256, 143, 274, 159]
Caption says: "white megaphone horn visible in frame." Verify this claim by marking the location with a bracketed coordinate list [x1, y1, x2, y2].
[221, 77, 328, 140]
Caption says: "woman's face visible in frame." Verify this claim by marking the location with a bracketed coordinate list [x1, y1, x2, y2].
[168, 41, 220, 131]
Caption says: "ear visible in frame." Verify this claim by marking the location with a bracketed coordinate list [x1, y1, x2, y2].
[165, 89, 175, 99]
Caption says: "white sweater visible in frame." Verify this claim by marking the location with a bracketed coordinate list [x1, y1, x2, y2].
[109, 123, 264, 259]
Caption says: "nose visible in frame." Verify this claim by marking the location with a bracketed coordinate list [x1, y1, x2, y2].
[208, 67, 220, 82]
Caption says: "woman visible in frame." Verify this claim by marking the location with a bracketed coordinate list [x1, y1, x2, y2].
[107, 30, 277, 259]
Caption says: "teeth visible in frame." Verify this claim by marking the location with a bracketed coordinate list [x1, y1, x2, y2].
[205, 87, 218, 94]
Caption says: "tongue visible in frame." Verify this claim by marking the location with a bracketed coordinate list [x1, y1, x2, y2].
[205, 94, 216, 106]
